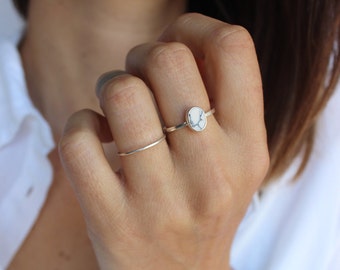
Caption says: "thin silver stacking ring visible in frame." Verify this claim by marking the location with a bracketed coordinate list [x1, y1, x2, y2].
[118, 135, 166, 156]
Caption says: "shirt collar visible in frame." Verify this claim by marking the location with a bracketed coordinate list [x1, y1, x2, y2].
[0, 39, 54, 151]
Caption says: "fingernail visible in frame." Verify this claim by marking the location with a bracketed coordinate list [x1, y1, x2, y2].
[95, 70, 128, 98]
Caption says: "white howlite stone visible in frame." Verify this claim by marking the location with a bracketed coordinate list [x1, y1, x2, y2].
[186, 107, 207, 132]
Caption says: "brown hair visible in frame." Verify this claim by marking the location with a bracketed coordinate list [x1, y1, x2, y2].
[13, 0, 340, 184]
[188, 0, 340, 183]
[12, 0, 28, 18]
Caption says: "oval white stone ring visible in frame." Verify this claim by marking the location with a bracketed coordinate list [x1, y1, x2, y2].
[164, 107, 215, 133]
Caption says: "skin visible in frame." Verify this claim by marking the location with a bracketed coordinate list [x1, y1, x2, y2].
[9, 0, 269, 269]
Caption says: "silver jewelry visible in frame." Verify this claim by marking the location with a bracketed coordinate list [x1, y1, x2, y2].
[164, 107, 215, 133]
[118, 135, 166, 156]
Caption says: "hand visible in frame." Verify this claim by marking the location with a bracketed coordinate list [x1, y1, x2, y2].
[59, 13, 269, 270]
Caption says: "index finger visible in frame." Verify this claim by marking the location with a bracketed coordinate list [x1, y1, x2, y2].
[160, 13, 265, 139]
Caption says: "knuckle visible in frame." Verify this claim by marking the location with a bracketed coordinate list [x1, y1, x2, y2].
[241, 144, 270, 187]
[252, 148, 270, 182]
[102, 75, 145, 109]
[173, 12, 203, 27]
[206, 170, 233, 213]
[209, 24, 255, 52]
[58, 135, 73, 163]
[147, 42, 192, 71]
[160, 208, 193, 236]
[192, 164, 234, 219]
[59, 110, 96, 164]
[203, 194, 233, 220]
[59, 127, 88, 164]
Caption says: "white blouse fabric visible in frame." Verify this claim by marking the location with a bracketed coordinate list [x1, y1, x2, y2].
[0, 2, 54, 268]
[0, 1, 340, 269]
[231, 84, 340, 269]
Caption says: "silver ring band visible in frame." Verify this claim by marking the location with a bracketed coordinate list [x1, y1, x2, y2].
[117, 135, 166, 156]
[164, 107, 215, 133]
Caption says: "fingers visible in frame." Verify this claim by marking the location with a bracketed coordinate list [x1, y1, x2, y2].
[160, 13, 265, 139]
[126, 42, 209, 126]
[96, 72, 173, 191]
[59, 109, 126, 228]
[126, 42, 222, 152]
[153, 13, 268, 190]
[58, 15, 269, 268]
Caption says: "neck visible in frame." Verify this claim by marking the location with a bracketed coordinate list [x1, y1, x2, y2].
[21, 0, 186, 139]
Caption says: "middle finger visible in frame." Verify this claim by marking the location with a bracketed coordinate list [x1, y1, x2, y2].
[126, 42, 221, 152]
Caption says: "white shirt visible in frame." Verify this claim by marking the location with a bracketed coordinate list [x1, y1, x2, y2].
[231, 83, 340, 269]
[0, 1, 339, 269]
[0, 1, 54, 269]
